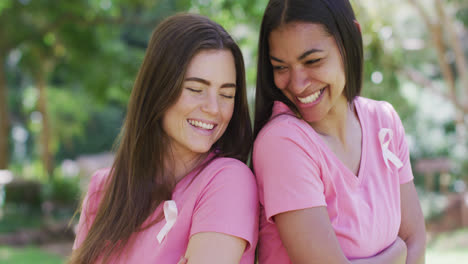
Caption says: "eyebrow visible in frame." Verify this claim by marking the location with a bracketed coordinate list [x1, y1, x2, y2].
[185, 77, 236, 88]
[270, 48, 323, 63]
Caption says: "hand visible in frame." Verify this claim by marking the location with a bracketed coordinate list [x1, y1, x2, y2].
[177, 256, 188, 264]
[391, 237, 407, 264]
[350, 236, 407, 264]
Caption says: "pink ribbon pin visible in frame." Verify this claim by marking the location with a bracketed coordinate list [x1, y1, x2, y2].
[157, 200, 178, 243]
[378, 128, 403, 170]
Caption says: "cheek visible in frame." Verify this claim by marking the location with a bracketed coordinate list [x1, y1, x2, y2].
[177, 92, 194, 107]
[328, 68, 346, 92]
[162, 97, 191, 131]
[273, 73, 289, 90]
[221, 101, 235, 124]
[161, 110, 174, 137]
[339, 68, 346, 86]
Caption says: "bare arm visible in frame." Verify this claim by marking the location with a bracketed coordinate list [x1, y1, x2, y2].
[398, 181, 426, 264]
[183, 232, 246, 264]
[275, 207, 407, 264]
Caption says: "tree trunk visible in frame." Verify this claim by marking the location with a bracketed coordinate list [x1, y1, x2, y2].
[0, 53, 9, 169]
[409, 0, 468, 152]
[435, 0, 468, 107]
[36, 67, 54, 179]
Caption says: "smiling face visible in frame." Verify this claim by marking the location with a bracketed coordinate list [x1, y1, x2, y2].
[269, 22, 347, 123]
[162, 49, 236, 163]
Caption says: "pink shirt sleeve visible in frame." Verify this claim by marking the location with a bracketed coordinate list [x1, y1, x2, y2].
[190, 161, 259, 250]
[73, 169, 108, 250]
[385, 102, 414, 184]
[253, 119, 326, 222]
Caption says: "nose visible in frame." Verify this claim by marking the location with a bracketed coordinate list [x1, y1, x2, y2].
[289, 68, 310, 94]
[201, 92, 219, 115]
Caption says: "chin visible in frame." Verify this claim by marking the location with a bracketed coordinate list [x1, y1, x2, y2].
[190, 144, 213, 155]
[300, 112, 321, 123]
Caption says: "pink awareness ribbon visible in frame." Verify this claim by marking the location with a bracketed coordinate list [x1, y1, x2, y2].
[378, 128, 403, 170]
[157, 200, 178, 243]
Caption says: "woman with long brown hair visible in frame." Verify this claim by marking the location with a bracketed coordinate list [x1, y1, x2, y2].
[69, 13, 258, 264]
[252, 0, 425, 263]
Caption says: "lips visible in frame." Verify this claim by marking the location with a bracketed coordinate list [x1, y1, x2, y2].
[297, 88, 325, 104]
[187, 119, 216, 130]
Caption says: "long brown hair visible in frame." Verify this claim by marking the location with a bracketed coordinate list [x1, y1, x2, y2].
[254, 0, 363, 138]
[69, 13, 251, 263]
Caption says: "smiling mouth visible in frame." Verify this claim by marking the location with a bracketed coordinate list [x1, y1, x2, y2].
[187, 119, 216, 130]
[297, 87, 325, 104]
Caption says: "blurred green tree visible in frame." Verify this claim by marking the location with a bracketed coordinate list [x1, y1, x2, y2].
[2, 0, 465, 184]
[0, 0, 189, 179]
[354, 0, 467, 180]
[405, 0, 468, 159]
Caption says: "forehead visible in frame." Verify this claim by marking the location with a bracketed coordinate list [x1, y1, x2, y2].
[268, 22, 334, 56]
[185, 49, 236, 83]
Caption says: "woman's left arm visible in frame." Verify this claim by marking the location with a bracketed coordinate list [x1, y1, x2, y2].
[180, 161, 258, 264]
[398, 181, 426, 264]
[182, 232, 246, 264]
[387, 102, 426, 263]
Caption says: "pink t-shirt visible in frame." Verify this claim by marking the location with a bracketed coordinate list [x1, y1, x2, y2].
[73, 156, 259, 263]
[253, 97, 414, 263]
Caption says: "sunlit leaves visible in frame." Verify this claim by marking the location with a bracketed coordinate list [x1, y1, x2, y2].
[0, 0, 12, 15]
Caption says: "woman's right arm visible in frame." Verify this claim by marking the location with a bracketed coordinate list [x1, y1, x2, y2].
[274, 206, 407, 264]
[73, 169, 107, 250]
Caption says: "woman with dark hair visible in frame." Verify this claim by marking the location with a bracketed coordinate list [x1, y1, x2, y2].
[252, 0, 426, 263]
[69, 13, 258, 264]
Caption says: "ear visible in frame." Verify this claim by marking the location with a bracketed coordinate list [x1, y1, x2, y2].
[353, 20, 361, 34]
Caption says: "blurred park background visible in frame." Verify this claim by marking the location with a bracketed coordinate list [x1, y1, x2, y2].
[0, 0, 467, 263]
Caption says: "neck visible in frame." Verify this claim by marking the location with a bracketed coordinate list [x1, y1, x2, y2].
[166, 150, 208, 183]
[309, 97, 356, 146]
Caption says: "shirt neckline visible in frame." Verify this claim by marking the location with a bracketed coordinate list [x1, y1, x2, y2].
[172, 151, 216, 199]
[272, 98, 367, 185]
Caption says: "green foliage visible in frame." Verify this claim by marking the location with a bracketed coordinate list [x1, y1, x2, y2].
[18, 159, 48, 182]
[355, 0, 468, 169]
[189, 0, 268, 105]
[0, 0, 12, 14]
[354, 1, 414, 115]
[5, 167, 79, 208]
[20, 85, 96, 162]
[0, 246, 63, 264]
[2, 0, 466, 188]
[53, 103, 124, 161]
[4, 180, 42, 208]
[41, 175, 81, 206]
[457, 159, 468, 181]
[46, 87, 94, 156]
[2, 0, 189, 175]
[0, 205, 43, 233]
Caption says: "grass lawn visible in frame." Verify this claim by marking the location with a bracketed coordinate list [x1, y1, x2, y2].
[0, 246, 64, 264]
[426, 228, 468, 264]
[427, 249, 468, 264]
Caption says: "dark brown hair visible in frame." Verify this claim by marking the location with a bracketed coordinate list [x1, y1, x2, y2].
[254, 0, 363, 138]
[69, 13, 251, 263]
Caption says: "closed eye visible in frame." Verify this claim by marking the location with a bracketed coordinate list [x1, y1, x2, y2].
[186, 87, 202, 93]
[272, 65, 287, 71]
[221, 94, 235, 99]
[305, 58, 321, 65]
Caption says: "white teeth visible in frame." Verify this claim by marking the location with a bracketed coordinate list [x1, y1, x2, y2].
[188, 119, 214, 130]
[297, 89, 323, 104]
